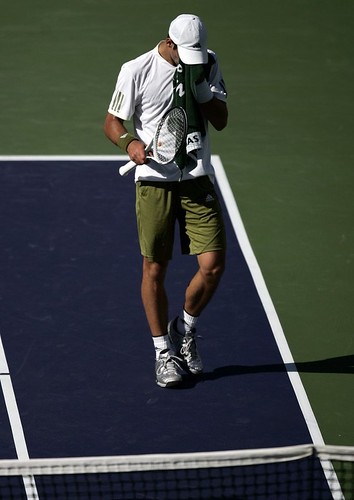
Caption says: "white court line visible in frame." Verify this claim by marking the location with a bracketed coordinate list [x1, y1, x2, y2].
[0, 154, 343, 498]
[0, 337, 39, 499]
[212, 156, 324, 445]
[0, 155, 124, 162]
[213, 155, 343, 499]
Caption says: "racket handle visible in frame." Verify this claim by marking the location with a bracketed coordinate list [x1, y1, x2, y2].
[119, 160, 137, 176]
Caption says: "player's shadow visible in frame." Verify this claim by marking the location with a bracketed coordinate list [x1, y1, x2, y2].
[177, 354, 354, 389]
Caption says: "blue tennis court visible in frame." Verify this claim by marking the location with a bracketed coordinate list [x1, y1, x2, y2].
[0, 157, 339, 497]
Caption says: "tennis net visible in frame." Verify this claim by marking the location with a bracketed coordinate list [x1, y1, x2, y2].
[0, 444, 353, 499]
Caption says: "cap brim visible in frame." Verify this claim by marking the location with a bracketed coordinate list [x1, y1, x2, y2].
[178, 46, 208, 65]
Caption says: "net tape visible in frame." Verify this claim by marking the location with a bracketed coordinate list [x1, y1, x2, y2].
[0, 444, 353, 500]
[1, 444, 353, 476]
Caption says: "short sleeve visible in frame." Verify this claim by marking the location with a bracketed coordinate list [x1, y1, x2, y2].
[108, 64, 136, 121]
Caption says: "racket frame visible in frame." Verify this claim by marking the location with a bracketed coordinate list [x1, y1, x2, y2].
[118, 106, 187, 176]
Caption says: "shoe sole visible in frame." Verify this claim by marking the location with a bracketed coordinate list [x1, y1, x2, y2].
[156, 379, 181, 388]
[188, 366, 203, 375]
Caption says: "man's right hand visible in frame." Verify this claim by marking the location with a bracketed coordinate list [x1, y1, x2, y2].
[127, 139, 147, 165]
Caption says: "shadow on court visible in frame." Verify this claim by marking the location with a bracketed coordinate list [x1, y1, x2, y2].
[155, 354, 354, 391]
[206, 354, 354, 378]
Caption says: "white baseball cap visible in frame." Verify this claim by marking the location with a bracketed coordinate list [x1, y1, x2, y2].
[168, 14, 208, 65]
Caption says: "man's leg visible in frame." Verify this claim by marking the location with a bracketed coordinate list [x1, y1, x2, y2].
[141, 257, 169, 337]
[141, 251, 225, 332]
[168, 250, 225, 374]
[141, 257, 182, 387]
[184, 250, 225, 317]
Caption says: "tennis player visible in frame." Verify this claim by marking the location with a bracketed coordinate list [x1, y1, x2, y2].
[104, 14, 228, 387]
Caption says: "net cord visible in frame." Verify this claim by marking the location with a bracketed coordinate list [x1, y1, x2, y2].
[0, 444, 353, 477]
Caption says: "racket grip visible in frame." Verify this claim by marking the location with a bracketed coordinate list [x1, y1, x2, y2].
[119, 160, 137, 176]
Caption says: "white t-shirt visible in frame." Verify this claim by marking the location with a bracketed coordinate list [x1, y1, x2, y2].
[108, 44, 227, 182]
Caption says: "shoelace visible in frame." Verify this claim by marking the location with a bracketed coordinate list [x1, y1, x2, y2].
[158, 352, 183, 372]
[180, 335, 197, 361]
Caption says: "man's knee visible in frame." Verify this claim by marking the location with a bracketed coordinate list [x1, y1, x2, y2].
[142, 257, 168, 282]
[202, 263, 225, 284]
[198, 251, 225, 284]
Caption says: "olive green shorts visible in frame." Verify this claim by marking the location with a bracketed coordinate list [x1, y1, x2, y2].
[135, 176, 226, 262]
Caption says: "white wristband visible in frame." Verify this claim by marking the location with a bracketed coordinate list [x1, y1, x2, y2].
[195, 79, 213, 104]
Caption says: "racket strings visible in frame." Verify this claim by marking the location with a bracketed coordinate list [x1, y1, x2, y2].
[153, 108, 186, 164]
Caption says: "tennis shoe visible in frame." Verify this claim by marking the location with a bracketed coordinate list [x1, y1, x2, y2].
[155, 349, 182, 388]
[168, 318, 203, 375]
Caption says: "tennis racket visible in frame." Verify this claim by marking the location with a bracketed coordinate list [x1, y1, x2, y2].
[119, 106, 187, 176]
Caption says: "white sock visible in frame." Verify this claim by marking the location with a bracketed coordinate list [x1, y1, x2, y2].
[153, 334, 172, 360]
[177, 309, 198, 334]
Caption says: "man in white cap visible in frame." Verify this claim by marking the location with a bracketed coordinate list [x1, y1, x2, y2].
[104, 14, 228, 388]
